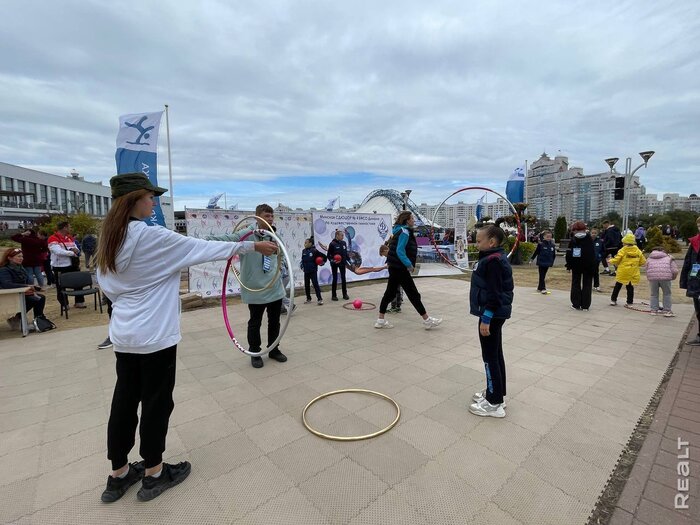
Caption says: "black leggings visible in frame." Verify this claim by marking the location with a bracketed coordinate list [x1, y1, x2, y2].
[537, 266, 549, 291]
[612, 282, 634, 305]
[107, 346, 177, 470]
[379, 266, 426, 316]
[479, 318, 506, 404]
[330, 262, 347, 298]
[693, 297, 700, 336]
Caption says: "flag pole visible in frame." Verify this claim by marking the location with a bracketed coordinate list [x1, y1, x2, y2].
[164, 104, 175, 229]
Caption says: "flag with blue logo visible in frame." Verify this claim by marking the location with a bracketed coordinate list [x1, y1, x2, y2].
[115, 111, 165, 226]
[325, 196, 339, 211]
[505, 166, 525, 204]
[475, 193, 486, 220]
[207, 193, 224, 209]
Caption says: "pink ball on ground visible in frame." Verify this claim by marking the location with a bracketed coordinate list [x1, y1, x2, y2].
[353, 299, 363, 309]
[315, 256, 324, 265]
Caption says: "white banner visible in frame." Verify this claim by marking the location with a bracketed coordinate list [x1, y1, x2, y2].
[312, 212, 391, 285]
[186, 209, 311, 297]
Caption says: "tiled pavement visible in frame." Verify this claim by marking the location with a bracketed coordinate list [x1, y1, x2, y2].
[609, 318, 700, 525]
[0, 278, 696, 524]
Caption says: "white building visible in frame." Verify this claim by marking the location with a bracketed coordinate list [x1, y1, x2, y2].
[417, 198, 511, 229]
[0, 162, 173, 228]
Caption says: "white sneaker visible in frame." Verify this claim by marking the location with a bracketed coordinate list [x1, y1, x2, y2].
[468, 398, 506, 418]
[472, 389, 507, 408]
[610, 300, 617, 306]
[423, 317, 442, 330]
[664, 310, 675, 318]
[374, 318, 393, 329]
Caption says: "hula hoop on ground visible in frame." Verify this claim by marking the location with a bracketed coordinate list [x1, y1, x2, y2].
[229, 215, 282, 293]
[221, 225, 294, 356]
[429, 186, 522, 270]
[342, 301, 377, 310]
[302, 389, 400, 441]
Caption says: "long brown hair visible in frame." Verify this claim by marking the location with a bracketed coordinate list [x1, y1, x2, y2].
[0, 248, 22, 267]
[395, 211, 412, 226]
[95, 189, 151, 273]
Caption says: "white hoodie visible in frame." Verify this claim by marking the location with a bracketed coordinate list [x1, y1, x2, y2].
[97, 220, 254, 354]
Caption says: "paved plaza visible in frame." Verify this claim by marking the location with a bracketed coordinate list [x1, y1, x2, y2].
[0, 277, 696, 524]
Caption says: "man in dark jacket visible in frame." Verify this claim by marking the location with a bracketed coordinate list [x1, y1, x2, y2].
[601, 221, 622, 276]
[82, 234, 97, 269]
[566, 221, 596, 310]
[327, 230, 349, 301]
[11, 228, 48, 288]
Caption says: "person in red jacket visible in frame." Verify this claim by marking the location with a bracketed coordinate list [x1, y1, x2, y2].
[11, 228, 48, 289]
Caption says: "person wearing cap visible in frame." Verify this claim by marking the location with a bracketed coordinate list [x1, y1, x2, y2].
[565, 221, 596, 310]
[95, 173, 277, 503]
[0, 248, 47, 330]
[608, 232, 647, 307]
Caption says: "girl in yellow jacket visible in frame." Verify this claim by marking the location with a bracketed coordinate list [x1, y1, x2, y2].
[608, 233, 647, 307]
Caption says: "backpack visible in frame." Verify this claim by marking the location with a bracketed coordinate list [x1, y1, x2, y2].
[33, 315, 56, 333]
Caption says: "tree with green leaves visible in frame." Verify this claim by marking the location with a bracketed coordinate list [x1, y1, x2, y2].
[554, 216, 568, 242]
[36, 213, 100, 239]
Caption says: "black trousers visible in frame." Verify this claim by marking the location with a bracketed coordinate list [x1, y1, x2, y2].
[304, 272, 322, 300]
[25, 294, 45, 318]
[330, 263, 347, 298]
[537, 266, 549, 291]
[379, 266, 426, 316]
[43, 259, 54, 285]
[593, 263, 601, 288]
[53, 266, 85, 306]
[612, 282, 634, 305]
[694, 297, 700, 336]
[107, 346, 177, 470]
[247, 299, 283, 353]
[570, 270, 593, 309]
[478, 318, 507, 404]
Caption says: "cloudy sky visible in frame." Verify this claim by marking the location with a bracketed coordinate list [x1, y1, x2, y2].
[1, 0, 698, 210]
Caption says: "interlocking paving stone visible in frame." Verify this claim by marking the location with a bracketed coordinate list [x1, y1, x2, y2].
[1, 279, 694, 524]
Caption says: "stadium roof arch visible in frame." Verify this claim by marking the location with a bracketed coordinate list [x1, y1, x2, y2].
[355, 189, 439, 227]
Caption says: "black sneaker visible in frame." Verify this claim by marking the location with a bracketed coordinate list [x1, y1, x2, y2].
[331, 296, 339, 301]
[268, 349, 287, 362]
[343, 295, 350, 300]
[137, 462, 191, 502]
[687, 336, 700, 346]
[251, 356, 264, 368]
[97, 337, 113, 350]
[101, 461, 145, 503]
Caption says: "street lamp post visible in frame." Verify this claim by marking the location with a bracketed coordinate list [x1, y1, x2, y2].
[604, 151, 654, 233]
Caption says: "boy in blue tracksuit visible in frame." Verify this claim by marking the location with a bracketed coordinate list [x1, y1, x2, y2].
[591, 229, 605, 291]
[300, 238, 326, 305]
[469, 225, 514, 418]
[529, 230, 556, 293]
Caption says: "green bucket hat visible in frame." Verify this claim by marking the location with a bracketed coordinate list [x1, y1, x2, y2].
[110, 172, 168, 198]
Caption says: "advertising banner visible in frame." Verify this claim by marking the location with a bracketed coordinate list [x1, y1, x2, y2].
[186, 209, 310, 297]
[311, 212, 391, 285]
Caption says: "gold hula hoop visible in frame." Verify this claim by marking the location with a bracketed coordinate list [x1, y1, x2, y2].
[302, 389, 400, 441]
[230, 215, 282, 293]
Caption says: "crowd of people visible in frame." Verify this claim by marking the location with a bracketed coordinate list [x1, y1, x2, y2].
[3, 176, 699, 507]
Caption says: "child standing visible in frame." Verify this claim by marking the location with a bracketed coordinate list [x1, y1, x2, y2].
[591, 229, 605, 292]
[680, 216, 700, 345]
[529, 230, 555, 293]
[565, 221, 596, 310]
[645, 246, 679, 317]
[608, 233, 647, 307]
[469, 225, 513, 418]
[300, 238, 325, 305]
